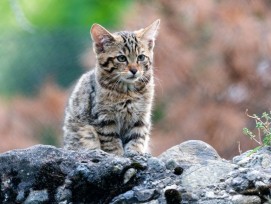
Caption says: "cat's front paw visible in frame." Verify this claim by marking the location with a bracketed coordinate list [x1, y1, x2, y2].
[124, 151, 139, 158]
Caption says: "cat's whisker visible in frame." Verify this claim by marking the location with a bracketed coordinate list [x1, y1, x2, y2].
[153, 76, 163, 86]
[111, 74, 120, 80]
[141, 76, 148, 86]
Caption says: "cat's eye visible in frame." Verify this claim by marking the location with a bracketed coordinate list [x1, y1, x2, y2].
[116, 55, 127, 62]
[137, 54, 145, 61]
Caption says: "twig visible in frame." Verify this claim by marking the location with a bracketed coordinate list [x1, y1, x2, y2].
[237, 141, 242, 155]
[245, 109, 265, 145]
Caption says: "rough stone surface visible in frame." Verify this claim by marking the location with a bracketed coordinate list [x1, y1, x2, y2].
[0, 140, 270, 203]
[24, 189, 48, 204]
[0, 145, 140, 204]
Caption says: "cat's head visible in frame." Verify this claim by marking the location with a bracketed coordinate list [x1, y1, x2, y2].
[90, 20, 160, 93]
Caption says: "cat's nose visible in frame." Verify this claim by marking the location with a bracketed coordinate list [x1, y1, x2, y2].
[130, 68, 138, 75]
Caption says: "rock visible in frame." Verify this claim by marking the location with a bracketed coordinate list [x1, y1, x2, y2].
[111, 190, 137, 204]
[231, 177, 249, 192]
[147, 157, 166, 172]
[159, 140, 236, 202]
[164, 188, 182, 204]
[181, 160, 234, 189]
[197, 199, 232, 204]
[123, 168, 137, 184]
[232, 146, 271, 169]
[55, 186, 72, 202]
[159, 140, 221, 168]
[246, 170, 260, 181]
[134, 189, 157, 202]
[228, 146, 271, 201]
[0, 145, 142, 203]
[24, 189, 48, 204]
[0, 141, 270, 203]
[165, 159, 178, 170]
[231, 195, 261, 204]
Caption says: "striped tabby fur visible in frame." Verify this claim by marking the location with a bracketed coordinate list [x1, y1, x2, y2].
[63, 20, 160, 156]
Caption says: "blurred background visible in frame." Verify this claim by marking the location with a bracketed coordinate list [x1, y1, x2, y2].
[1, 0, 271, 159]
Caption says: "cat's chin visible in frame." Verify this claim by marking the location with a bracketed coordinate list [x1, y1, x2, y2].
[121, 77, 138, 84]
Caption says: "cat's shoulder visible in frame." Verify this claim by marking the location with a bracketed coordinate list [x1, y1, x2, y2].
[71, 69, 96, 96]
[76, 69, 96, 87]
[80, 69, 95, 81]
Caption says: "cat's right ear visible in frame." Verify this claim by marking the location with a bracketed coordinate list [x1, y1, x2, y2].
[90, 24, 115, 53]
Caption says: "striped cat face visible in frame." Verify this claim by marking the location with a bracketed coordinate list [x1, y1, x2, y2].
[90, 20, 160, 92]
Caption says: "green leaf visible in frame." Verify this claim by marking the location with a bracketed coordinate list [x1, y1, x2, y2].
[263, 134, 271, 146]
[243, 128, 249, 135]
[262, 112, 271, 120]
[247, 146, 261, 157]
[256, 122, 264, 129]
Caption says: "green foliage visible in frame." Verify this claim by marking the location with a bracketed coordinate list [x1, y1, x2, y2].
[0, 30, 87, 96]
[243, 110, 271, 154]
[20, 0, 131, 28]
[0, 0, 132, 97]
[152, 102, 166, 124]
[0, 0, 131, 30]
[39, 126, 59, 147]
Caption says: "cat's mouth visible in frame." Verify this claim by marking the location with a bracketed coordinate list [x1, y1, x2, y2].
[121, 76, 138, 83]
[127, 76, 137, 80]
[120, 71, 142, 83]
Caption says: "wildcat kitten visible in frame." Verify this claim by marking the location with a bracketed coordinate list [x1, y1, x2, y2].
[63, 19, 160, 156]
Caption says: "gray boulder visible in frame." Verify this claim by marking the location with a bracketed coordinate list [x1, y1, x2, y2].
[0, 140, 270, 203]
[0, 145, 143, 203]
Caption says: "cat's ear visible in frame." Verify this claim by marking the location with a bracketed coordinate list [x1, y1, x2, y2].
[137, 19, 160, 49]
[90, 24, 115, 53]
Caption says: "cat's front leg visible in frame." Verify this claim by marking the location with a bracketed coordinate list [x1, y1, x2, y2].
[95, 119, 124, 155]
[123, 120, 150, 156]
[64, 125, 101, 150]
[99, 135, 124, 155]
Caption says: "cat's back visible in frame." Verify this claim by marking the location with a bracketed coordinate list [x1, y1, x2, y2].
[66, 69, 96, 121]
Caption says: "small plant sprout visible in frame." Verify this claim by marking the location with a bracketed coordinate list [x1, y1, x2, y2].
[243, 110, 271, 154]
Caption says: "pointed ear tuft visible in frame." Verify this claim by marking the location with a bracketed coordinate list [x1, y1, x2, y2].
[140, 19, 160, 40]
[90, 24, 115, 53]
[137, 19, 160, 50]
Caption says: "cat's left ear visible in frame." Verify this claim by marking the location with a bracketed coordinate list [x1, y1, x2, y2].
[137, 19, 160, 49]
[90, 24, 115, 53]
